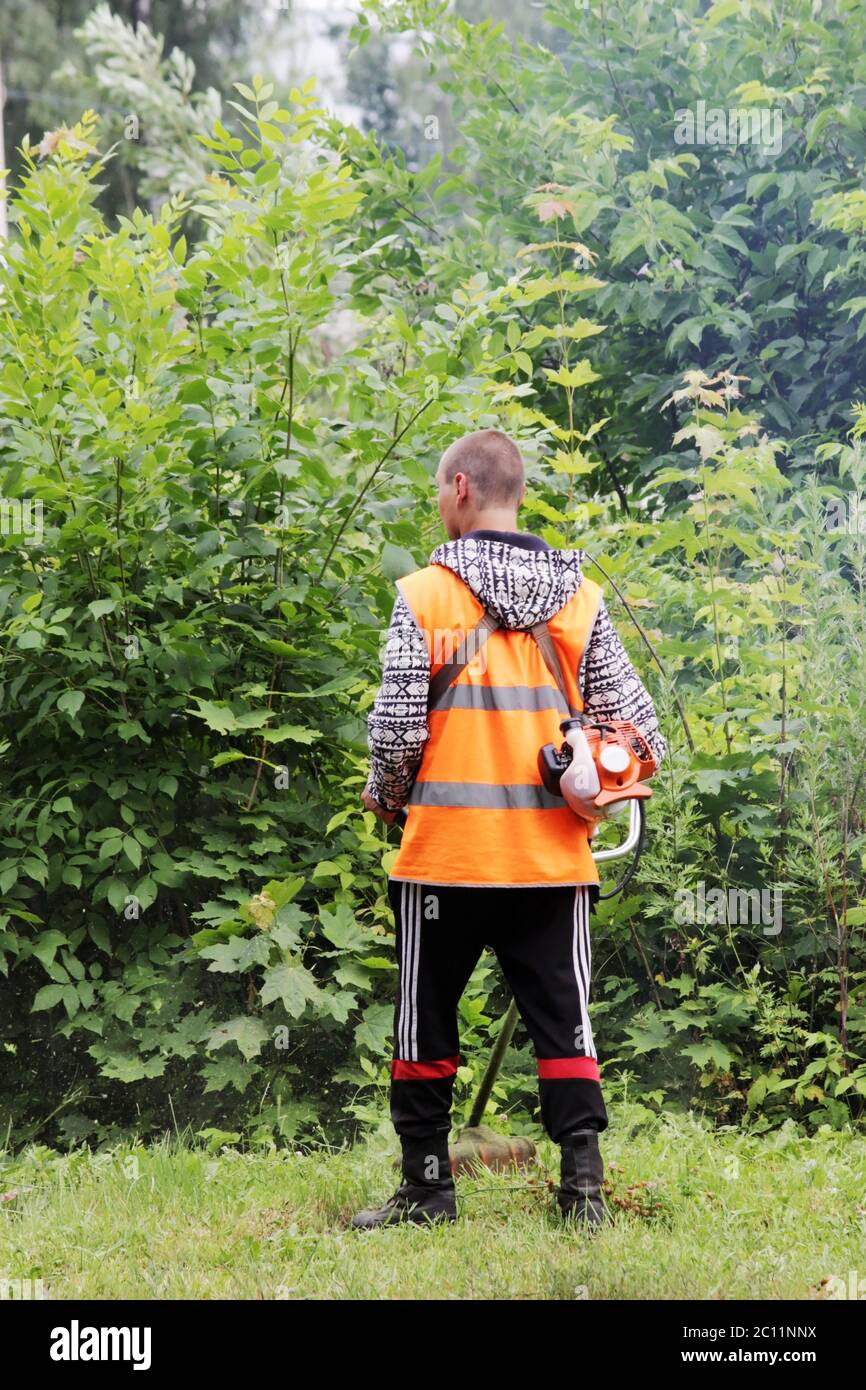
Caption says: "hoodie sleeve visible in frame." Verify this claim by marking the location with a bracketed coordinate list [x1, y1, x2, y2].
[578, 599, 668, 768]
[366, 591, 431, 810]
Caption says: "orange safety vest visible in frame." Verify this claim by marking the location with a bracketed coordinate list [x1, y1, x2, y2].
[389, 563, 604, 887]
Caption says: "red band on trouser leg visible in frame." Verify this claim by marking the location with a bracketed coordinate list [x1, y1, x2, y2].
[537, 1057, 601, 1082]
[391, 1055, 460, 1081]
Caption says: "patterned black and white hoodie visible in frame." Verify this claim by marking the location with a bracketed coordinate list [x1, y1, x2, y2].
[366, 529, 667, 810]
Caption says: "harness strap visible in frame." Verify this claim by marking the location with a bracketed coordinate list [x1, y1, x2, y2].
[528, 620, 577, 717]
[426, 609, 576, 716]
[427, 610, 500, 710]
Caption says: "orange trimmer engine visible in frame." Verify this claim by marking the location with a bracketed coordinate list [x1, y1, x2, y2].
[538, 714, 657, 813]
[581, 719, 657, 807]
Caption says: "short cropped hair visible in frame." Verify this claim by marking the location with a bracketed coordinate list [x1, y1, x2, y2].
[439, 429, 524, 507]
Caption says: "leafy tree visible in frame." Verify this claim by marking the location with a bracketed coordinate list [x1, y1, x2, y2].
[360, 0, 866, 494]
[0, 0, 251, 220]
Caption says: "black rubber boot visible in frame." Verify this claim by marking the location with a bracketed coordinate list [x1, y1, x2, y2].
[350, 1133, 457, 1231]
[556, 1129, 611, 1231]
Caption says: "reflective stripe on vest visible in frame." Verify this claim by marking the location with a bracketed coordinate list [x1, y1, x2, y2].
[408, 780, 566, 810]
[434, 683, 569, 714]
[389, 562, 604, 888]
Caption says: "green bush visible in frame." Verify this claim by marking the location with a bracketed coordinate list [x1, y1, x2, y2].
[0, 99, 511, 1147]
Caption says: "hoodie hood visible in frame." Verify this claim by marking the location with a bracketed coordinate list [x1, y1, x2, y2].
[428, 535, 586, 630]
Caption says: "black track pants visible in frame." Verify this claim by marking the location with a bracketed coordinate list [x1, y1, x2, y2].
[387, 879, 608, 1145]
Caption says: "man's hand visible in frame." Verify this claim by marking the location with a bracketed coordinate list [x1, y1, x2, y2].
[362, 781, 398, 824]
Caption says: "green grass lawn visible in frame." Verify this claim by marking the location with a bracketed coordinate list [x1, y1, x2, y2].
[1, 1107, 863, 1300]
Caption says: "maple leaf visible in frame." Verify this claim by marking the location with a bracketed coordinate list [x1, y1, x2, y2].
[537, 198, 575, 223]
[37, 129, 63, 159]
